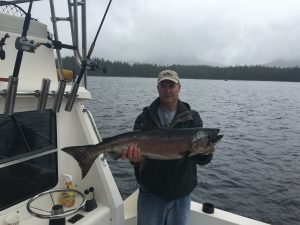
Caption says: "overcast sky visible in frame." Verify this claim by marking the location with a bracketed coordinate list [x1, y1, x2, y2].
[30, 0, 300, 66]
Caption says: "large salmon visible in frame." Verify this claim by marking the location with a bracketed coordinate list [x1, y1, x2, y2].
[62, 128, 223, 178]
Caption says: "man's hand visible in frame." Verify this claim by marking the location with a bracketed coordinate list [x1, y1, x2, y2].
[122, 144, 142, 162]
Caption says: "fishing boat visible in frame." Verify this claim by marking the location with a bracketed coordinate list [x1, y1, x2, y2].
[0, 1, 269, 224]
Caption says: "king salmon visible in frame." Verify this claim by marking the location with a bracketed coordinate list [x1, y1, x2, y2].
[62, 128, 223, 178]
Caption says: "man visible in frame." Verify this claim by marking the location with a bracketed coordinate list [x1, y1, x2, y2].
[122, 70, 213, 225]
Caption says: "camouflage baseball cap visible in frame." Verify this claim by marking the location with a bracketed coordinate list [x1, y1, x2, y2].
[157, 70, 180, 84]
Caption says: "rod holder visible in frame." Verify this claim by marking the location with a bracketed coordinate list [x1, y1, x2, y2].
[37, 78, 51, 113]
[65, 83, 79, 112]
[4, 76, 19, 115]
[52, 80, 66, 113]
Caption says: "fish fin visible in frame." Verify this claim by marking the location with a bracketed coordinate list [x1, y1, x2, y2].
[107, 152, 122, 160]
[61, 144, 102, 179]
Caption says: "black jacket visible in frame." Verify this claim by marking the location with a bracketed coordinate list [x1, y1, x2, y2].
[133, 98, 213, 201]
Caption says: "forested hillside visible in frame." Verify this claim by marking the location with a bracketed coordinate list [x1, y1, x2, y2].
[61, 56, 300, 82]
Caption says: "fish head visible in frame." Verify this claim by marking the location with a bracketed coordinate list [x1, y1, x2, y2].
[190, 129, 220, 154]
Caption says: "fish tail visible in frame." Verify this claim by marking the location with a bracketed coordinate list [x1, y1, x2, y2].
[61, 145, 102, 179]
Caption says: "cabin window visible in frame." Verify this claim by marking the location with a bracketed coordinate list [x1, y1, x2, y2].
[0, 110, 58, 210]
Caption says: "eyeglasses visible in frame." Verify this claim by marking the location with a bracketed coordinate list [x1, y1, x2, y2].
[158, 83, 178, 89]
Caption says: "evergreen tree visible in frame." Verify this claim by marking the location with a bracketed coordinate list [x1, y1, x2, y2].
[60, 56, 300, 82]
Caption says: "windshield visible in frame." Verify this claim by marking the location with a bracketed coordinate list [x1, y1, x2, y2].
[0, 110, 58, 210]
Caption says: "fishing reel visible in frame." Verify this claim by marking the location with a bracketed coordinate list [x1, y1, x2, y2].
[0, 33, 10, 60]
[15, 37, 52, 53]
[15, 36, 36, 52]
[86, 60, 107, 73]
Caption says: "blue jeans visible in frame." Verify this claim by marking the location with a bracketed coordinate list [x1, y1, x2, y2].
[137, 186, 191, 225]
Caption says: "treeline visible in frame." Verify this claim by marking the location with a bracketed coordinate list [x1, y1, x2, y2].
[61, 56, 300, 82]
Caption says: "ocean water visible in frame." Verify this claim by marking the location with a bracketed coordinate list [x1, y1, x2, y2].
[86, 76, 300, 225]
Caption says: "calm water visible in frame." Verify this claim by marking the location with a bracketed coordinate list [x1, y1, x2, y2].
[86, 76, 300, 225]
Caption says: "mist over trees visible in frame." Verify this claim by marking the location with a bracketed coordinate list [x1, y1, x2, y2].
[61, 56, 300, 82]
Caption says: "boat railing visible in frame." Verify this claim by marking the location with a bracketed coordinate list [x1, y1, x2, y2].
[49, 0, 87, 87]
[81, 104, 102, 143]
[48, 0, 88, 113]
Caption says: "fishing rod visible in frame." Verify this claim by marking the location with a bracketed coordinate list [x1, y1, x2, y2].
[65, 0, 113, 112]
[4, 0, 34, 115]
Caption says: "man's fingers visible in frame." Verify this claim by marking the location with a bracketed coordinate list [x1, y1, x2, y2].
[135, 146, 142, 161]
[128, 145, 133, 159]
[132, 145, 138, 160]
[122, 144, 142, 162]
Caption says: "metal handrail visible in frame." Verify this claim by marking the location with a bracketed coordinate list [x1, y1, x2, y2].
[49, 0, 87, 87]
[67, 0, 82, 68]
[69, 0, 82, 67]
[48, 0, 88, 112]
[81, 105, 102, 143]
[49, 0, 64, 81]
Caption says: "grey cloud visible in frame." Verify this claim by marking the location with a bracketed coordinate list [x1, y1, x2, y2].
[32, 0, 300, 66]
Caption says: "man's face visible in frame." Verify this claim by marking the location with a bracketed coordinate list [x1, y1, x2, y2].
[157, 80, 181, 107]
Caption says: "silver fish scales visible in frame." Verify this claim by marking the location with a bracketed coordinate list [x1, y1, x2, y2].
[62, 128, 223, 178]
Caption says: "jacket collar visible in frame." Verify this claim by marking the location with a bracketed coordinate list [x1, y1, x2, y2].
[145, 98, 194, 128]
